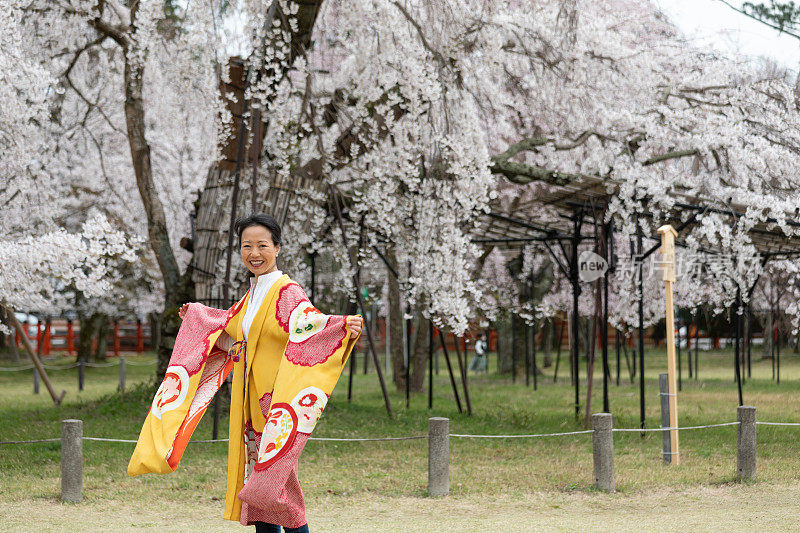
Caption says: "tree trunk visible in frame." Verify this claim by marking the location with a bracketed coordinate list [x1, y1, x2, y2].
[409, 313, 430, 392]
[148, 311, 162, 356]
[762, 310, 772, 360]
[386, 246, 406, 391]
[541, 318, 553, 367]
[0, 308, 20, 361]
[123, 54, 191, 378]
[77, 312, 101, 363]
[495, 315, 516, 375]
[584, 280, 601, 428]
[95, 314, 109, 361]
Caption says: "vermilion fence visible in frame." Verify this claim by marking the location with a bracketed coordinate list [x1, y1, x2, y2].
[14, 319, 151, 356]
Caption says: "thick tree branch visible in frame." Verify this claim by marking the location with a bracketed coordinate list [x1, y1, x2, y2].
[492, 130, 610, 165]
[490, 140, 700, 185]
[489, 158, 585, 186]
[642, 148, 699, 166]
[88, 17, 128, 47]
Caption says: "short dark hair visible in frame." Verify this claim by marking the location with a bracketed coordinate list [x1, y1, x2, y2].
[235, 213, 282, 246]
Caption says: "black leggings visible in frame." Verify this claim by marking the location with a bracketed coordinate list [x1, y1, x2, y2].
[254, 522, 309, 533]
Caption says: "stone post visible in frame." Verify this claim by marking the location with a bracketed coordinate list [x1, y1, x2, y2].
[428, 417, 449, 496]
[737, 406, 756, 482]
[592, 413, 614, 491]
[61, 419, 83, 502]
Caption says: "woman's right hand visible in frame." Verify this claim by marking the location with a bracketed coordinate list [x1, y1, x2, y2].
[179, 303, 189, 320]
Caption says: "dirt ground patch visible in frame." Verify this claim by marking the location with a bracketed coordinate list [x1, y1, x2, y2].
[3, 483, 799, 532]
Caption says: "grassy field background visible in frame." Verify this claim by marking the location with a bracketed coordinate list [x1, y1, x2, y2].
[1, 346, 799, 530]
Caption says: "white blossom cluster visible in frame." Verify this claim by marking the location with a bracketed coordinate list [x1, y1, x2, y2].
[473, 0, 800, 330]
[2, 0, 231, 316]
[0, 212, 136, 331]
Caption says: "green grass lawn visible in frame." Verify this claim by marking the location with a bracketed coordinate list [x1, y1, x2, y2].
[1, 345, 799, 508]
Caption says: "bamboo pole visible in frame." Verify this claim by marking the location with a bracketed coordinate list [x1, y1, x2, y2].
[657, 225, 680, 464]
[5, 307, 66, 405]
[329, 184, 394, 416]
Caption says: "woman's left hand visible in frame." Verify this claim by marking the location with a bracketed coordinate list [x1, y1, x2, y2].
[346, 315, 363, 337]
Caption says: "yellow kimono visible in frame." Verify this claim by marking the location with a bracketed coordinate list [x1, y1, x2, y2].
[128, 274, 359, 528]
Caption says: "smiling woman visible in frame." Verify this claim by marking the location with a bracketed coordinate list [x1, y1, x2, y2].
[238, 214, 282, 281]
[134, 213, 364, 533]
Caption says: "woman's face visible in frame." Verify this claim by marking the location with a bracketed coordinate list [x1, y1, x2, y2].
[240, 225, 280, 278]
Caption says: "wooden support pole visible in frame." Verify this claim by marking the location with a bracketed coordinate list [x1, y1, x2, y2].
[615, 329, 621, 386]
[405, 306, 411, 408]
[657, 225, 679, 463]
[5, 307, 65, 405]
[659, 373, 672, 463]
[452, 332, 472, 416]
[329, 184, 393, 416]
[637, 225, 645, 432]
[776, 320, 781, 385]
[746, 306, 752, 379]
[347, 336, 356, 402]
[310, 252, 316, 303]
[694, 314, 699, 380]
[734, 291, 744, 406]
[524, 321, 530, 386]
[511, 319, 517, 383]
[602, 254, 610, 412]
[677, 319, 682, 392]
[438, 331, 463, 414]
[428, 322, 434, 410]
[363, 304, 373, 375]
[532, 323, 538, 391]
[553, 318, 564, 383]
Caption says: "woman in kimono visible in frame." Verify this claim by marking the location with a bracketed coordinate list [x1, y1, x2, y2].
[179, 213, 363, 533]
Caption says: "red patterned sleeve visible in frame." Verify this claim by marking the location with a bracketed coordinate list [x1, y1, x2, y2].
[274, 282, 349, 367]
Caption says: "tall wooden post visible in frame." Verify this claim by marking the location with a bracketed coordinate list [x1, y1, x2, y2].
[5, 308, 66, 405]
[657, 225, 680, 464]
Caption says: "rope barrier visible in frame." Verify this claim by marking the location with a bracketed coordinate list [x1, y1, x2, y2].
[613, 422, 739, 432]
[0, 365, 35, 372]
[0, 364, 80, 371]
[310, 436, 427, 441]
[9, 420, 798, 446]
[0, 438, 61, 444]
[82, 437, 138, 443]
[0, 358, 156, 371]
[450, 430, 594, 438]
[0, 435, 428, 445]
